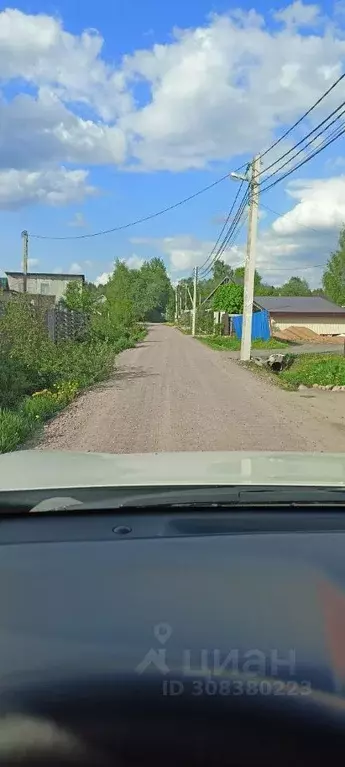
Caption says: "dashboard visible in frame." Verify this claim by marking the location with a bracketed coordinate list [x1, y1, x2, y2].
[1, 508, 345, 765]
[0, 508, 344, 692]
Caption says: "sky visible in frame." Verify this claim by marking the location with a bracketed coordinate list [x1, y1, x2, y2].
[1, 0, 345, 288]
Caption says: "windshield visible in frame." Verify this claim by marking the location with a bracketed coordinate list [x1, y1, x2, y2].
[1, 1, 345, 500]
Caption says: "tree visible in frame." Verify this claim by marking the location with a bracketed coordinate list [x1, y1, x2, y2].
[323, 226, 345, 305]
[62, 281, 98, 313]
[279, 276, 311, 297]
[212, 259, 233, 283]
[233, 267, 262, 291]
[213, 284, 244, 314]
[137, 258, 172, 320]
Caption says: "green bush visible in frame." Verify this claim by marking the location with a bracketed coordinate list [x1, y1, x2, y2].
[0, 409, 33, 453]
[280, 354, 345, 388]
[0, 294, 148, 453]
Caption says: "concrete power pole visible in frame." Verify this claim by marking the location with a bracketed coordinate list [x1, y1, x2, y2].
[21, 230, 29, 294]
[192, 266, 198, 336]
[240, 155, 260, 362]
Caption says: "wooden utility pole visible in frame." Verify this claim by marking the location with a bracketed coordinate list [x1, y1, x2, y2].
[240, 155, 260, 362]
[21, 230, 28, 294]
[192, 266, 198, 336]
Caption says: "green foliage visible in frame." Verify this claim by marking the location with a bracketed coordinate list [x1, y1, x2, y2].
[213, 284, 243, 313]
[233, 267, 263, 290]
[280, 354, 345, 388]
[62, 281, 99, 313]
[0, 409, 34, 453]
[323, 226, 345, 305]
[212, 259, 233, 282]
[279, 276, 311, 297]
[199, 336, 289, 351]
[196, 308, 215, 335]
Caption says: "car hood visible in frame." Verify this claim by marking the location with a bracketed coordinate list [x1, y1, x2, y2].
[0, 450, 345, 492]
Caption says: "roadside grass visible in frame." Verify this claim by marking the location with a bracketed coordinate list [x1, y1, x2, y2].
[280, 354, 345, 389]
[197, 336, 290, 351]
[0, 326, 148, 454]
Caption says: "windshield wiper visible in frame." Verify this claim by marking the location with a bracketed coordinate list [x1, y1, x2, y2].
[30, 485, 345, 512]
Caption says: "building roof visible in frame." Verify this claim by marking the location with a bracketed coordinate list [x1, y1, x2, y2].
[254, 296, 345, 316]
[5, 271, 85, 280]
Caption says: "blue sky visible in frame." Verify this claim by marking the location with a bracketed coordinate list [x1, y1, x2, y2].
[1, 0, 345, 287]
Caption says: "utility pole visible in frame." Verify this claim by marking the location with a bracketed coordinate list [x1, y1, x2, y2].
[175, 286, 178, 321]
[21, 230, 28, 294]
[192, 266, 198, 336]
[240, 155, 260, 362]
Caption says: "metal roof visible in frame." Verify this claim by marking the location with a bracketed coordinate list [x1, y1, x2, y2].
[254, 296, 345, 315]
[5, 271, 85, 280]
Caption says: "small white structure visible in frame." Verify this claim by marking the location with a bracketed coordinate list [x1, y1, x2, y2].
[254, 296, 345, 336]
[5, 271, 85, 304]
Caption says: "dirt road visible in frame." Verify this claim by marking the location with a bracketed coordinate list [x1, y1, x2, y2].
[35, 324, 345, 453]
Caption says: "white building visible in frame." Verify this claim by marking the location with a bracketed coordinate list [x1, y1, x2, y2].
[5, 272, 85, 304]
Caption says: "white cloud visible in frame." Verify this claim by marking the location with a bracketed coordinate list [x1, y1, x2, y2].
[134, 234, 244, 273]
[28, 258, 39, 268]
[69, 212, 87, 228]
[69, 262, 83, 273]
[122, 5, 345, 170]
[273, 1, 321, 28]
[272, 175, 345, 235]
[1, 2, 345, 208]
[0, 9, 132, 120]
[125, 254, 144, 269]
[0, 167, 96, 209]
[95, 271, 111, 286]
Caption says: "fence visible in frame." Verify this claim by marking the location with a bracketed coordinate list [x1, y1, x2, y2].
[232, 310, 270, 341]
[46, 307, 88, 342]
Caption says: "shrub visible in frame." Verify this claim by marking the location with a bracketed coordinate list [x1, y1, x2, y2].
[0, 409, 33, 453]
[280, 354, 345, 388]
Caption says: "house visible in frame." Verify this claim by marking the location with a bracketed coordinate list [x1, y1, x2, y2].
[254, 296, 345, 336]
[5, 272, 85, 304]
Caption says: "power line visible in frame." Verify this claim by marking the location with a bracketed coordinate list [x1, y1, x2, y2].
[261, 100, 345, 178]
[259, 71, 345, 163]
[198, 179, 245, 273]
[261, 121, 345, 195]
[261, 202, 325, 236]
[199, 190, 249, 278]
[28, 171, 232, 241]
[261, 106, 345, 187]
[232, 71, 345, 174]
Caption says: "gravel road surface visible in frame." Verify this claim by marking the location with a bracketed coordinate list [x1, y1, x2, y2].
[35, 324, 345, 453]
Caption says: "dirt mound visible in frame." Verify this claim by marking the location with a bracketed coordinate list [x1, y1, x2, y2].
[273, 326, 345, 344]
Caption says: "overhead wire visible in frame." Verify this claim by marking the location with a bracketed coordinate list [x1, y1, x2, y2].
[197, 179, 246, 274]
[28, 171, 233, 241]
[199, 190, 249, 279]
[261, 120, 345, 195]
[261, 100, 345, 179]
[258, 71, 345, 163]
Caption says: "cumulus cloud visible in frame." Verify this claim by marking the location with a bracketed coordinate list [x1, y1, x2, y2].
[122, 7, 345, 170]
[94, 271, 111, 286]
[125, 254, 144, 269]
[272, 175, 345, 235]
[0, 167, 96, 210]
[2, 3, 345, 208]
